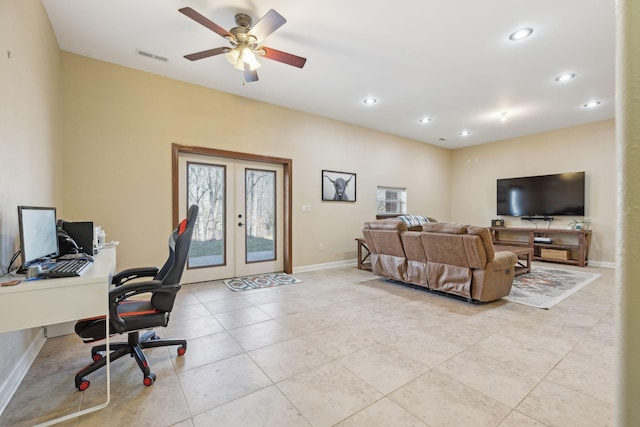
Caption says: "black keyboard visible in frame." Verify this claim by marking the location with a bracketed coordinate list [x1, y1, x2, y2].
[42, 258, 92, 278]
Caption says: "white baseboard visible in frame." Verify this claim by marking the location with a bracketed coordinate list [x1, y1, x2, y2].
[588, 260, 616, 269]
[0, 329, 46, 417]
[293, 259, 357, 274]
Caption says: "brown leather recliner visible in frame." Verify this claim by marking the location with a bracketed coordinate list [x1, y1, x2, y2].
[400, 231, 429, 287]
[366, 220, 407, 282]
[362, 220, 517, 302]
[420, 223, 516, 302]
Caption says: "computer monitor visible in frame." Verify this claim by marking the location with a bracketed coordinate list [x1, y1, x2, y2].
[18, 206, 59, 270]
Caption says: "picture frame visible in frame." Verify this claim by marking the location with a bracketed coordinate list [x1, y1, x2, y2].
[322, 170, 356, 202]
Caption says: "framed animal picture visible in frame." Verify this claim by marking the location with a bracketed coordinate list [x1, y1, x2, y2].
[322, 170, 356, 202]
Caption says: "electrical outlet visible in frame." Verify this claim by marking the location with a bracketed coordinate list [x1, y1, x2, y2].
[301, 204, 311, 212]
[318, 242, 324, 250]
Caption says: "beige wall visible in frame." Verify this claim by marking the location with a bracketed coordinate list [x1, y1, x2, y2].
[59, 53, 452, 271]
[450, 120, 616, 265]
[0, 0, 62, 401]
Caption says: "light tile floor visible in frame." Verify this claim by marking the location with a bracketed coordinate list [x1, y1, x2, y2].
[0, 263, 615, 426]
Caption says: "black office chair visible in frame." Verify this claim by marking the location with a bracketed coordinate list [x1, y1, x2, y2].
[74, 205, 198, 390]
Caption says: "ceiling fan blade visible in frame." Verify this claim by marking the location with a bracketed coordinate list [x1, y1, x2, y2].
[261, 47, 307, 68]
[179, 7, 232, 39]
[250, 9, 286, 41]
[244, 68, 259, 83]
[184, 47, 228, 61]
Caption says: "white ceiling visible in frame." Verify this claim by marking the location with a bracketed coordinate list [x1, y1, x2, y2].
[41, 0, 615, 149]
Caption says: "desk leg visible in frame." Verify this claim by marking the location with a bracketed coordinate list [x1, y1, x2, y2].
[35, 316, 111, 426]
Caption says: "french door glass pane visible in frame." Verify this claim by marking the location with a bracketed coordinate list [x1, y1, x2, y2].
[187, 162, 225, 268]
[245, 169, 276, 262]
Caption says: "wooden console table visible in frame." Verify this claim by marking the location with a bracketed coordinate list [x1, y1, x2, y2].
[355, 238, 372, 270]
[490, 227, 591, 267]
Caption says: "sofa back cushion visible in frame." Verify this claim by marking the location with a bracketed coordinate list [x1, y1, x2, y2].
[369, 219, 408, 232]
[400, 231, 427, 262]
[462, 235, 488, 269]
[467, 226, 495, 260]
[422, 222, 467, 235]
[420, 232, 468, 268]
[368, 220, 407, 258]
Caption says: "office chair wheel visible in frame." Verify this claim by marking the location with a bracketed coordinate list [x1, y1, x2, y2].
[177, 345, 187, 356]
[143, 373, 156, 386]
[77, 378, 91, 391]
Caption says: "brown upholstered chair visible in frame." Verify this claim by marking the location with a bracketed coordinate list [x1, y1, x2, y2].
[421, 223, 516, 302]
[400, 231, 429, 287]
[365, 220, 407, 282]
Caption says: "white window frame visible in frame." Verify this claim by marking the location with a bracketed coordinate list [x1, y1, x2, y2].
[376, 186, 407, 215]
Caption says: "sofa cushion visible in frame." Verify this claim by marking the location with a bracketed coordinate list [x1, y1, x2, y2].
[400, 231, 427, 262]
[467, 226, 495, 260]
[368, 219, 408, 232]
[422, 222, 467, 234]
[462, 235, 488, 269]
[421, 233, 468, 267]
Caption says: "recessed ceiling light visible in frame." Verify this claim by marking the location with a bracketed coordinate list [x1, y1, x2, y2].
[419, 117, 432, 124]
[460, 130, 471, 136]
[509, 28, 533, 41]
[583, 100, 601, 108]
[363, 98, 377, 105]
[555, 73, 576, 82]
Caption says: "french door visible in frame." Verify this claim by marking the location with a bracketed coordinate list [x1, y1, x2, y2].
[177, 153, 284, 283]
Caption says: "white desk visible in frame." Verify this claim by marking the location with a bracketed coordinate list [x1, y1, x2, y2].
[0, 247, 116, 425]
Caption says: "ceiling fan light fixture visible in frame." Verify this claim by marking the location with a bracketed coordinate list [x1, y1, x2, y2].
[241, 48, 261, 70]
[226, 47, 261, 71]
[225, 48, 241, 67]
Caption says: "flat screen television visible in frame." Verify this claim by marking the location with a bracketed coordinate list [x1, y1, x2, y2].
[18, 206, 59, 270]
[496, 172, 585, 217]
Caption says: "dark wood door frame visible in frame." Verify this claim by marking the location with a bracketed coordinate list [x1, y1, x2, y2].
[172, 143, 293, 274]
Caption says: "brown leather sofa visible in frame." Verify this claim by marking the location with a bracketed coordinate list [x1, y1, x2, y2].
[362, 220, 517, 302]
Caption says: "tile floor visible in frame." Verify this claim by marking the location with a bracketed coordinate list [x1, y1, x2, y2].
[0, 263, 615, 426]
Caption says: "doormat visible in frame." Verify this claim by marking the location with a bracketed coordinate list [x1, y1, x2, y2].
[223, 273, 302, 292]
[505, 266, 601, 309]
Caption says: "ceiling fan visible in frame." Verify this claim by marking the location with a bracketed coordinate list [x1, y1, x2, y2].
[179, 7, 307, 83]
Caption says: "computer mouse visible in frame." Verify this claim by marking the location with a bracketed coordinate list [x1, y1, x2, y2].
[26, 265, 43, 279]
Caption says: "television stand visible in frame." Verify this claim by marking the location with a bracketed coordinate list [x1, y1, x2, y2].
[490, 227, 592, 267]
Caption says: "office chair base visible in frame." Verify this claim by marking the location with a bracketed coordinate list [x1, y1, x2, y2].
[74, 329, 187, 390]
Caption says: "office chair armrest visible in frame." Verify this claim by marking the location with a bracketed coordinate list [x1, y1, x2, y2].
[108, 280, 179, 332]
[112, 267, 159, 286]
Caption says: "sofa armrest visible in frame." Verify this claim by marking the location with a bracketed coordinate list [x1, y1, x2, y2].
[491, 251, 517, 271]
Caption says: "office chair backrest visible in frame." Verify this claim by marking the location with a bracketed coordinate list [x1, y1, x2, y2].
[151, 205, 198, 312]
